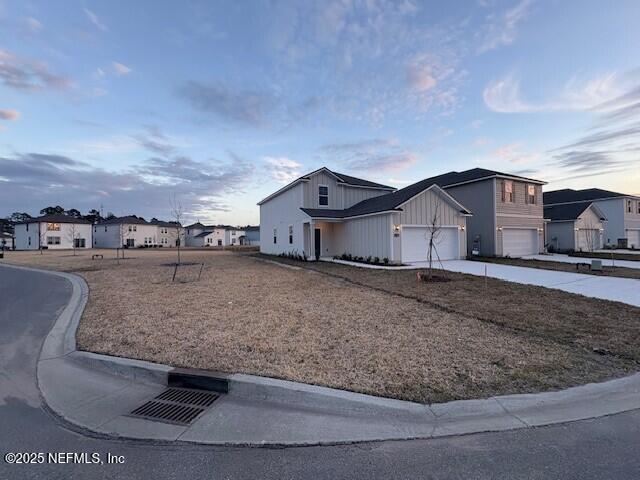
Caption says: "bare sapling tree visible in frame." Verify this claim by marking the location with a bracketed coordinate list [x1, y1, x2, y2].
[169, 193, 184, 267]
[425, 197, 446, 280]
[39, 222, 48, 255]
[117, 223, 129, 263]
[66, 223, 78, 256]
[582, 219, 596, 252]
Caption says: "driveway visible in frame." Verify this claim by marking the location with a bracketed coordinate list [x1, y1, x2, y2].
[430, 260, 640, 307]
[3, 264, 640, 479]
[524, 253, 640, 270]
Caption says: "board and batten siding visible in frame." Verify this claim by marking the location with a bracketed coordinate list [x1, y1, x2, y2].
[260, 182, 307, 255]
[337, 214, 393, 260]
[340, 185, 390, 209]
[546, 222, 575, 252]
[394, 188, 468, 260]
[302, 171, 341, 209]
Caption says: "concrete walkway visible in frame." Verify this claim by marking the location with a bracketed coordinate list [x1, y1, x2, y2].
[524, 253, 640, 269]
[595, 249, 640, 255]
[435, 260, 640, 307]
[4, 262, 640, 447]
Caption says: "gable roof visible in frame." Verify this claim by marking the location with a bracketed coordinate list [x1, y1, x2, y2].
[302, 183, 471, 219]
[185, 222, 206, 229]
[17, 214, 91, 225]
[257, 167, 396, 205]
[544, 188, 637, 205]
[544, 202, 607, 222]
[151, 220, 182, 227]
[194, 231, 216, 238]
[420, 167, 546, 189]
[97, 215, 149, 226]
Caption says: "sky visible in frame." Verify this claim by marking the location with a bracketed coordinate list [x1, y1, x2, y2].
[1, 0, 639, 225]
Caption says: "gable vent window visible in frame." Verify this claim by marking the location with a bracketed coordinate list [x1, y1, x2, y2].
[319, 185, 329, 206]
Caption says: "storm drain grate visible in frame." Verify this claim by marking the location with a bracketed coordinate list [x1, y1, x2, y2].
[129, 387, 220, 426]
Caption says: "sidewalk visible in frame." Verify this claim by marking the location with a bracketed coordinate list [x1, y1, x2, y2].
[4, 263, 638, 446]
[524, 253, 640, 270]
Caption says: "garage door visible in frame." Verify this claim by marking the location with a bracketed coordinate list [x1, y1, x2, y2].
[502, 228, 538, 257]
[401, 226, 459, 263]
[628, 230, 640, 249]
[576, 229, 601, 252]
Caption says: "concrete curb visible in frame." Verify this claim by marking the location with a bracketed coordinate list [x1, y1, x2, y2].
[3, 262, 640, 446]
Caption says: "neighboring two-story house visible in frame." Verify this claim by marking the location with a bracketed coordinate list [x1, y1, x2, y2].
[184, 223, 246, 247]
[258, 167, 472, 263]
[93, 216, 159, 248]
[14, 214, 92, 250]
[151, 220, 184, 247]
[544, 189, 640, 248]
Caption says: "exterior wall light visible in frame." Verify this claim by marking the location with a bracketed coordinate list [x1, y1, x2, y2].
[393, 224, 400, 232]
[459, 225, 466, 231]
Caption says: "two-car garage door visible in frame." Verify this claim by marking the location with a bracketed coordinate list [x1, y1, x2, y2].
[401, 226, 459, 263]
[502, 228, 538, 257]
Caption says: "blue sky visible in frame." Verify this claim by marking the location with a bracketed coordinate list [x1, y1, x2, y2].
[1, 0, 639, 224]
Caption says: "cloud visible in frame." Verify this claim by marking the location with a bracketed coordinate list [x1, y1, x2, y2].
[263, 157, 303, 184]
[0, 151, 254, 221]
[484, 72, 622, 113]
[177, 81, 275, 126]
[0, 109, 20, 121]
[112, 62, 132, 76]
[0, 48, 72, 91]
[134, 126, 176, 155]
[322, 138, 418, 172]
[492, 142, 540, 164]
[84, 8, 108, 32]
[25, 17, 43, 33]
[405, 63, 437, 92]
[476, 0, 532, 54]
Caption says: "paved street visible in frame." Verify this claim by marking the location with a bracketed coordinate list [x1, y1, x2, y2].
[1, 265, 640, 479]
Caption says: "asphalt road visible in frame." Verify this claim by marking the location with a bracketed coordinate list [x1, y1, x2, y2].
[1, 264, 639, 480]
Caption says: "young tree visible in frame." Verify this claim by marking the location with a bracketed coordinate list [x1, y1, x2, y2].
[66, 223, 79, 256]
[39, 222, 48, 255]
[169, 194, 184, 265]
[425, 197, 445, 280]
[582, 219, 596, 252]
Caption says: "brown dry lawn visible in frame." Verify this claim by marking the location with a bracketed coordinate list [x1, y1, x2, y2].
[2, 248, 639, 404]
[471, 256, 640, 280]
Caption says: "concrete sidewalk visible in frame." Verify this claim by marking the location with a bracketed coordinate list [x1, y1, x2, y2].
[3, 262, 639, 446]
[436, 260, 640, 307]
[524, 253, 640, 270]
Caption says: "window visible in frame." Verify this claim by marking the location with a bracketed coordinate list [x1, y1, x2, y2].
[289, 225, 293, 244]
[104, 226, 107, 232]
[637, 202, 640, 214]
[628, 200, 633, 213]
[94, 227, 97, 233]
[526, 184, 536, 204]
[232, 238, 236, 245]
[319, 185, 329, 206]
[232, 231, 236, 236]
[28, 237, 31, 246]
[47, 222, 60, 231]
[273, 228, 277, 244]
[46, 236, 61, 245]
[133, 225, 137, 232]
[126, 239, 135, 247]
[502, 180, 514, 202]
[128, 225, 132, 232]
[26, 223, 29, 231]
[218, 239, 222, 246]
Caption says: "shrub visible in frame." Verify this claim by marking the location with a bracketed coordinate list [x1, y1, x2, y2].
[366, 255, 372, 263]
[374, 256, 379, 264]
[383, 257, 389, 264]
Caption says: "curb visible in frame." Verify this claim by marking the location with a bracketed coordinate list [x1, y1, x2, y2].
[3, 262, 640, 446]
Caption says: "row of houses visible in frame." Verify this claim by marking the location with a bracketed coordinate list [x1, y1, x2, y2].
[258, 167, 640, 262]
[11, 214, 258, 250]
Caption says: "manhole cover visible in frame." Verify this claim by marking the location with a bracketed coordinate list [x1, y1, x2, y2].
[129, 387, 220, 426]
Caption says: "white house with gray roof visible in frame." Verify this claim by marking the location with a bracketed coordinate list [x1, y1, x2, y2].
[258, 167, 472, 263]
[93, 216, 159, 248]
[14, 214, 92, 250]
[184, 223, 246, 247]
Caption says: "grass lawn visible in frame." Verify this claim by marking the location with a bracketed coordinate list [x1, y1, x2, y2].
[570, 251, 640, 262]
[2, 248, 639, 404]
[470, 256, 640, 280]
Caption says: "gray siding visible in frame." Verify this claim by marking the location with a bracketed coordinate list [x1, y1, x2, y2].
[546, 222, 575, 251]
[446, 180, 495, 256]
[593, 198, 624, 245]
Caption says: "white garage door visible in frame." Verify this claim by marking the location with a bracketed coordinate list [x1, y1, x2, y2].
[401, 227, 459, 263]
[577, 229, 602, 252]
[502, 228, 538, 257]
[628, 230, 640, 249]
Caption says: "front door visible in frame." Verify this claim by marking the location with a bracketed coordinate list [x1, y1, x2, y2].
[314, 228, 321, 260]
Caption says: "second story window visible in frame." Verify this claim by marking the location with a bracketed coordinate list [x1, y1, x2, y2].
[502, 180, 514, 202]
[628, 200, 632, 213]
[319, 185, 329, 206]
[526, 184, 536, 204]
[637, 202, 640, 214]
[47, 222, 60, 231]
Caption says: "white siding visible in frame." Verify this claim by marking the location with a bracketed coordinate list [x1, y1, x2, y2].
[260, 183, 307, 255]
[93, 223, 158, 248]
[340, 185, 390, 209]
[337, 214, 393, 260]
[15, 222, 92, 250]
[303, 171, 341, 209]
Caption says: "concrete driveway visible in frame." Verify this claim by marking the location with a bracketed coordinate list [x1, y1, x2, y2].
[431, 260, 640, 307]
[524, 253, 640, 270]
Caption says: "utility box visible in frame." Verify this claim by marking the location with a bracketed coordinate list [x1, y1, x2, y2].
[591, 259, 603, 271]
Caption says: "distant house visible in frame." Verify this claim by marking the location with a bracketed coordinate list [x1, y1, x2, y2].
[0, 231, 14, 250]
[544, 203, 606, 252]
[150, 219, 184, 247]
[93, 216, 158, 248]
[184, 223, 246, 247]
[544, 189, 640, 248]
[14, 214, 92, 250]
[244, 226, 260, 246]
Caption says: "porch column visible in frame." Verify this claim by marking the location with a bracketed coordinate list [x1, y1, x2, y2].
[309, 220, 315, 260]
